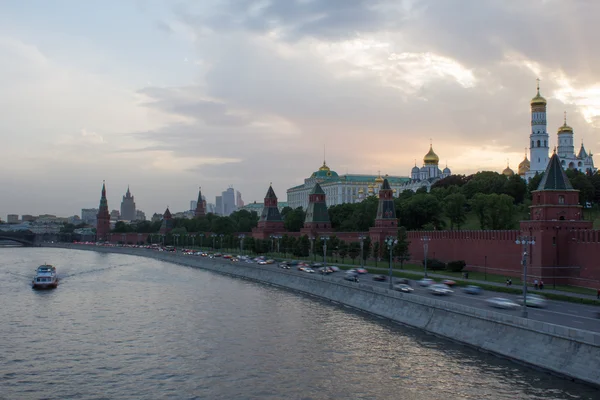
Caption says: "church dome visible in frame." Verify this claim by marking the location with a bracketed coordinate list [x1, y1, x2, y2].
[411, 165, 420, 174]
[557, 113, 573, 135]
[312, 161, 339, 178]
[502, 164, 515, 177]
[443, 166, 451, 174]
[374, 173, 384, 184]
[531, 82, 546, 106]
[358, 187, 364, 194]
[423, 144, 439, 165]
[518, 155, 530, 176]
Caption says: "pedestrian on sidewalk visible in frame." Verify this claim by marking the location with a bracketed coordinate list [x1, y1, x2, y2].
[506, 278, 510, 286]
[534, 279, 539, 290]
[509, 279, 512, 286]
[540, 280, 544, 290]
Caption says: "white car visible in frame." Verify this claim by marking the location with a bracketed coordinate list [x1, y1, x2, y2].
[517, 294, 547, 308]
[394, 284, 414, 293]
[418, 278, 435, 287]
[486, 297, 519, 309]
[428, 284, 453, 295]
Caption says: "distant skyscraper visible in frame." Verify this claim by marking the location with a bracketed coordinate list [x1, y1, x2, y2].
[96, 181, 110, 241]
[215, 196, 223, 216]
[6, 214, 19, 223]
[190, 200, 197, 212]
[81, 208, 98, 225]
[222, 187, 236, 216]
[120, 186, 136, 220]
[135, 210, 146, 221]
[236, 190, 244, 208]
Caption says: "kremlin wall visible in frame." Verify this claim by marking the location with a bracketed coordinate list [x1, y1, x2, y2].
[94, 84, 600, 290]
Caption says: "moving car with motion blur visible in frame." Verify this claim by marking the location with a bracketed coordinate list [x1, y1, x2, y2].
[372, 275, 387, 281]
[428, 284, 453, 296]
[394, 283, 414, 293]
[463, 285, 482, 295]
[517, 294, 547, 308]
[486, 297, 519, 309]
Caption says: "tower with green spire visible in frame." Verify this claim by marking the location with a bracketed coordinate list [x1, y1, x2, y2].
[252, 184, 284, 239]
[194, 187, 206, 218]
[301, 182, 332, 236]
[369, 178, 399, 257]
[96, 181, 111, 242]
[520, 151, 592, 283]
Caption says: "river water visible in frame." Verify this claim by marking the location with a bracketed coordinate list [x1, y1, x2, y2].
[0, 247, 597, 400]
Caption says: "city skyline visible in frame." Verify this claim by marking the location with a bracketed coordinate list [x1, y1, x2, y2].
[2, 1, 600, 217]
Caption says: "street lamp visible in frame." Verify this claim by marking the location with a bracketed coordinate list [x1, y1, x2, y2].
[358, 235, 367, 268]
[309, 236, 316, 261]
[421, 236, 430, 277]
[239, 234, 246, 255]
[385, 236, 398, 289]
[198, 233, 204, 250]
[211, 233, 217, 249]
[190, 234, 196, 249]
[173, 234, 180, 248]
[273, 235, 282, 254]
[321, 236, 330, 266]
[219, 234, 224, 250]
[515, 235, 536, 318]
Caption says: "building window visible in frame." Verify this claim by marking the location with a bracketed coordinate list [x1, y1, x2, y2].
[537, 140, 541, 147]
[558, 195, 565, 204]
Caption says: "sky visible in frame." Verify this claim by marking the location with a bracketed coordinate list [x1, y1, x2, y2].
[2, 0, 600, 219]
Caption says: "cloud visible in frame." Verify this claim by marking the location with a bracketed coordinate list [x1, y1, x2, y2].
[154, 20, 174, 34]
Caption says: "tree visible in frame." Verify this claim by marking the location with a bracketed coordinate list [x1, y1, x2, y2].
[526, 172, 544, 198]
[338, 241, 348, 263]
[462, 171, 508, 199]
[394, 227, 411, 269]
[445, 193, 467, 230]
[283, 207, 305, 232]
[431, 174, 469, 189]
[504, 174, 527, 204]
[348, 242, 360, 263]
[566, 169, 595, 205]
[471, 193, 516, 230]
[470, 193, 489, 229]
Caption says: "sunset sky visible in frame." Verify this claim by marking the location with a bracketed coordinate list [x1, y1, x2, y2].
[2, 0, 600, 218]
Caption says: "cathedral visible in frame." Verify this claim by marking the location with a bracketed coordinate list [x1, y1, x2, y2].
[399, 143, 452, 192]
[519, 81, 596, 180]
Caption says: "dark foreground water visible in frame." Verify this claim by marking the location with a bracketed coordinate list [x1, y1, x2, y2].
[0, 248, 597, 400]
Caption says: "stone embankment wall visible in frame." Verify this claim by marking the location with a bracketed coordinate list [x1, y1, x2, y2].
[54, 245, 600, 387]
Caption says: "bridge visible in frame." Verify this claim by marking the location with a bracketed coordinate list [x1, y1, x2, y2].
[0, 231, 37, 246]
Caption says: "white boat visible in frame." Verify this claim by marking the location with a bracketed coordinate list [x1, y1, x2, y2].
[32, 264, 58, 290]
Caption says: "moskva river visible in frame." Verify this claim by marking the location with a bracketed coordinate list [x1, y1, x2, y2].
[1, 247, 597, 400]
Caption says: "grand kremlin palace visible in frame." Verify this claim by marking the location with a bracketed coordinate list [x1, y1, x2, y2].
[286, 144, 452, 210]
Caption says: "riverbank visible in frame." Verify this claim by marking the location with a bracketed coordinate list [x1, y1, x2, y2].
[50, 244, 600, 388]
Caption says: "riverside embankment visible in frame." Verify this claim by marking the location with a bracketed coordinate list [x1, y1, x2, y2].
[52, 244, 600, 387]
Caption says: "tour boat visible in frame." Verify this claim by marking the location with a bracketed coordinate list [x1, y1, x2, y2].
[32, 264, 58, 290]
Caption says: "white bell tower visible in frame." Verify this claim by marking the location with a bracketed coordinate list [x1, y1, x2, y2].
[526, 79, 549, 180]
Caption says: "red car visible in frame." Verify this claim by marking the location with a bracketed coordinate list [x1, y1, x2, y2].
[442, 279, 456, 287]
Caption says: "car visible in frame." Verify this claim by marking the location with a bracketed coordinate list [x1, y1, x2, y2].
[517, 294, 547, 308]
[394, 284, 414, 293]
[418, 278, 435, 287]
[396, 278, 411, 285]
[486, 297, 519, 309]
[442, 279, 456, 287]
[319, 267, 333, 274]
[356, 268, 368, 274]
[344, 272, 359, 281]
[304, 268, 315, 273]
[279, 263, 290, 269]
[329, 266, 340, 272]
[372, 275, 387, 281]
[428, 284, 453, 295]
[463, 285, 482, 295]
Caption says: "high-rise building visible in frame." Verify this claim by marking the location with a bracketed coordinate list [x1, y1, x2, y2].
[222, 187, 236, 216]
[135, 210, 146, 221]
[7, 214, 19, 223]
[190, 200, 197, 211]
[120, 186, 137, 221]
[236, 190, 244, 208]
[81, 208, 98, 225]
[215, 196, 223, 216]
[96, 181, 111, 241]
[110, 210, 120, 221]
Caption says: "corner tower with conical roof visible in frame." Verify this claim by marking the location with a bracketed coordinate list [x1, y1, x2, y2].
[96, 181, 111, 242]
[301, 182, 332, 236]
[369, 178, 399, 257]
[194, 187, 206, 217]
[520, 151, 592, 282]
[252, 184, 285, 239]
[159, 207, 174, 234]
[527, 79, 549, 180]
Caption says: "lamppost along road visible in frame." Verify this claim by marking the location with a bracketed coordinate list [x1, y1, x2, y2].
[239, 234, 245, 255]
[321, 236, 330, 267]
[516, 235, 535, 318]
[421, 236, 430, 278]
[358, 235, 367, 269]
[385, 236, 398, 289]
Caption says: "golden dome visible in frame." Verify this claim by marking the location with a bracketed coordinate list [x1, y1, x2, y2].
[423, 144, 439, 165]
[531, 81, 547, 106]
[368, 185, 374, 193]
[392, 189, 397, 193]
[518, 154, 530, 176]
[318, 161, 330, 171]
[358, 188, 364, 194]
[558, 112, 573, 134]
[375, 172, 384, 184]
[502, 164, 515, 177]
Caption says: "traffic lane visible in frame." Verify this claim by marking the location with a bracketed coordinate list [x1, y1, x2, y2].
[323, 271, 600, 332]
[207, 258, 600, 332]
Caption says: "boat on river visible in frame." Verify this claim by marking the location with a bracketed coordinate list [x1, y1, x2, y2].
[32, 264, 58, 290]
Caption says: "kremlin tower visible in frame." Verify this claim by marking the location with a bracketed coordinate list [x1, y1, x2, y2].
[96, 181, 111, 242]
[194, 187, 206, 218]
